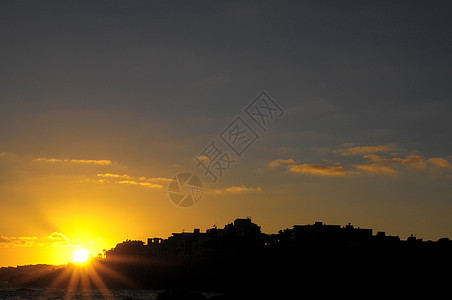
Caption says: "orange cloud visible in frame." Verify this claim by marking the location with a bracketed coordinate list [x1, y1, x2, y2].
[139, 177, 173, 182]
[97, 173, 131, 179]
[340, 144, 396, 156]
[225, 186, 262, 193]
[47, 232, 71, 248]
[70, 159, 112, 165]
[96, 173, 166, 189]
[195, 155, 209, 162]
[268, 158, 296, 168]
[428, 157, 452, 168]
[0, 236, 38, 247]
[0, 232, 75, 249]
[355, 164, 397, 175]
[32, 157, 62, 163]
[288, 164, 347, 176]
[48, 232, 69, 242]
[138, 182, 164, 188]
[364, 154, 426, 168]
[210, 185, 263, 194]
[117, 180, 163, 189]
[33, 157, 112, 165]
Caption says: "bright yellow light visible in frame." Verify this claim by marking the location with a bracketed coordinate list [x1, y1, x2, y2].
[72, 248, 90, 263]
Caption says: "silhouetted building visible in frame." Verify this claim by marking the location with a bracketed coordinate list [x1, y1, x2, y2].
[371, 231, 400, 248]
[284, 221, 373, 252]
[166, 228, 210, 257]
[231, 218, 261, 238]
[104, 219, 449, 261]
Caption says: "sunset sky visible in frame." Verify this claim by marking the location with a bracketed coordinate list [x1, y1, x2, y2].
[1, 1, 452, 267]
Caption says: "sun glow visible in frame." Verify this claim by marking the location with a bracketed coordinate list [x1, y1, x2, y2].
[72, 248, 90, 263]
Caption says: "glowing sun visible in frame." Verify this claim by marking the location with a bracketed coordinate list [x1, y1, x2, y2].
[72, 248, 90, 263]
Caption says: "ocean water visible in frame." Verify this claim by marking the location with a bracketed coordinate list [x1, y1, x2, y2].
[0, 287, 223, 299]
[0, 287, 160, 300]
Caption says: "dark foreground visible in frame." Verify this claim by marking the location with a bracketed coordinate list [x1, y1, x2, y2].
[4, 248, 452, 299]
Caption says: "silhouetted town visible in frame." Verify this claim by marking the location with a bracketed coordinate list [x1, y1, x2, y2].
[2, 218, 451, 298]
[104, 218, 450, 259]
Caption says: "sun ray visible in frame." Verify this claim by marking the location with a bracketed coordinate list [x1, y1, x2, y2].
[89, 259, 137, 288]
[86, 262, 114, 299]
[80, 265, 91, 290]
[46, 267, 71, 290]
[64, 267, 80, 300]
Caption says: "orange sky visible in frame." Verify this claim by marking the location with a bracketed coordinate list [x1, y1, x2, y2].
[1, 1, 452, 267]
[1, 144, 452, 266]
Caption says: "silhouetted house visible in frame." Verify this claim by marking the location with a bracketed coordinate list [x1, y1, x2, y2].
[148, 237, 163, 245]
[231, 218, 261, 238]
[147, 238, 164, 255]
[166, 229, 210, 257]
[405, 234, 424, 248]
[371, 231, 400, 248]
[205, 218, 263, 254]
[291, 222, 341, 249]
[279, 221, 374, 253]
